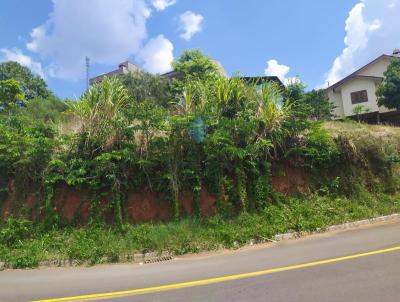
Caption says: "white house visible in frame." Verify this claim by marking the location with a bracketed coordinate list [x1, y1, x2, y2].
[325, 50, 400, 123]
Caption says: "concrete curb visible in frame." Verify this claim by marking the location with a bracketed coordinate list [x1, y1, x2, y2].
[35, 251, 175, 268]
[253, 213, 400, 245]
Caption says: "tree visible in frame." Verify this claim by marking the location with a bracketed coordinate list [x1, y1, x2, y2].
[283, 79, 305, 103]
[0, 61, 52, 100]
[377, 57, 400, 109]
[172, 49, 223, 81]
[24, 96, 67, 122]
[120, 70, 170, 107]
[284, 80, 334, 121]
[301, 89, 335, 120]
[0, 79, 24, 111]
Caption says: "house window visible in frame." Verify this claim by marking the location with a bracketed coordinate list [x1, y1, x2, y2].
[351, 90, 368, 104]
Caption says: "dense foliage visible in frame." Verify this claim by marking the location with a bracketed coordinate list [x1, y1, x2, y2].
[120, 70, 171, 107]
[0, 61, 52, 100]
[172, 49, 223, 81]
[284, 79, 335, 120]
[377, 57, 400, 109]
[2, 191, 399, 268]
[0, 79, 24, 111]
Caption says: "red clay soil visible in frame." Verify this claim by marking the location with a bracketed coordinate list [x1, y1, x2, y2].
[179, 192, 194, 216]
[25, 193, 36, 209]
[53, 185, 88, 221]
[79, 202, 91, 223]
[1, 180, 15, 220]
[126, 191, 172, 222]
[178, 188, 217, 217]
[199, 188, 217, 216]
[271, 163, 309, 195]
[1, 181, 218, 223]
[1, 180, 37, 220]
[1, 198, 12, 220]
[126, 188, 217, 222]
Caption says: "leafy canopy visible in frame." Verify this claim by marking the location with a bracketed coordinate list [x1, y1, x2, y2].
[120, 70, 170, 107]
[0, 61, 52, 100]
[284, 79, 334, 121]
[0, 79, 24, 111]
[301, 89, 335, 120]
[377, 57, 400, 109]
[172, 49, 223, 80]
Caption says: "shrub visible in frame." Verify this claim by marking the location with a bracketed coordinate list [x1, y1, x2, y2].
[285, 123, 340, 168]
[0, 218, 34, 246]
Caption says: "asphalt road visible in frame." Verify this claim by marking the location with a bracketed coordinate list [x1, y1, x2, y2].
[1, 220, 399, 302]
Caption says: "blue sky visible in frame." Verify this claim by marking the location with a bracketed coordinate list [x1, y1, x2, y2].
[1, 0, 399, 99]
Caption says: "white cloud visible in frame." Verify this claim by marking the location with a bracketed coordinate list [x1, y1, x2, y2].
[0, 48, 44, 78]
[264, 59, 290, 82]
[179, 11, 204, 41]
[137, 35, 174, 74]
[323, 0, 400, 87]
[26, 0, 151, 80]
[151, 0, 176, 11]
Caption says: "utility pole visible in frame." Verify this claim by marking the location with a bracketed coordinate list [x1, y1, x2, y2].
[85, 56, 90, 91]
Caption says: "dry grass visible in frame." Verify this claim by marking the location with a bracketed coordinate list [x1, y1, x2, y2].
[323, 120, 400, 141]
[324, 121, 400, 153]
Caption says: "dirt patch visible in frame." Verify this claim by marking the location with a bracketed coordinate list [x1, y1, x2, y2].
[78, 202, 91, 224]
[1, 198, 12, 220]
[126, 191, 171, 222]
[1, 180, 15, 220]
[200, 188, 217, 216]
[272, 164, 309, 195]
[53, 185, 89, 221]
[25, 194, 36, 209]
[180, 192, 194, 216]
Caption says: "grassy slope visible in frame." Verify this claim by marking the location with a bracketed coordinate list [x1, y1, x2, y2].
[1, 121, 400, 269]
[324, 120, 400, 150]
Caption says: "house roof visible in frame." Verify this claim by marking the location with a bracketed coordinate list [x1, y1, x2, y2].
[326, 54, 394, 91]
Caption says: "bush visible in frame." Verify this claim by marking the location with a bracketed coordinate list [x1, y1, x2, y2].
[0, 218, 34, 246]
[285, 123, 340, 168]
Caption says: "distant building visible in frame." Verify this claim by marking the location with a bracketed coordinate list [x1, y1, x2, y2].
[159, 70, 184, 82]
[90, 60, 283, 92]
[90, 61, 141, 85]
[325, 50, 400, 123]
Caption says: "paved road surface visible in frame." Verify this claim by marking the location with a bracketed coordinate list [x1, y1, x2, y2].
[1, 220, 399, 302]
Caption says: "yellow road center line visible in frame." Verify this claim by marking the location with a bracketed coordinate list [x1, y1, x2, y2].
[32, 246, 400, 302]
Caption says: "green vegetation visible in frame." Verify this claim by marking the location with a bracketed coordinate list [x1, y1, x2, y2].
[0, 52, 400, 269]
[377, 57, 400, 110]
[120, 70, 171, 107]
[172, 49, 223, 81]
[0, 79, 25, 111]
[284, 79, 335, 121]
[0, 61, 52, 100]
[352, 105, 371, 122]
[1, 191, 399, 268]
